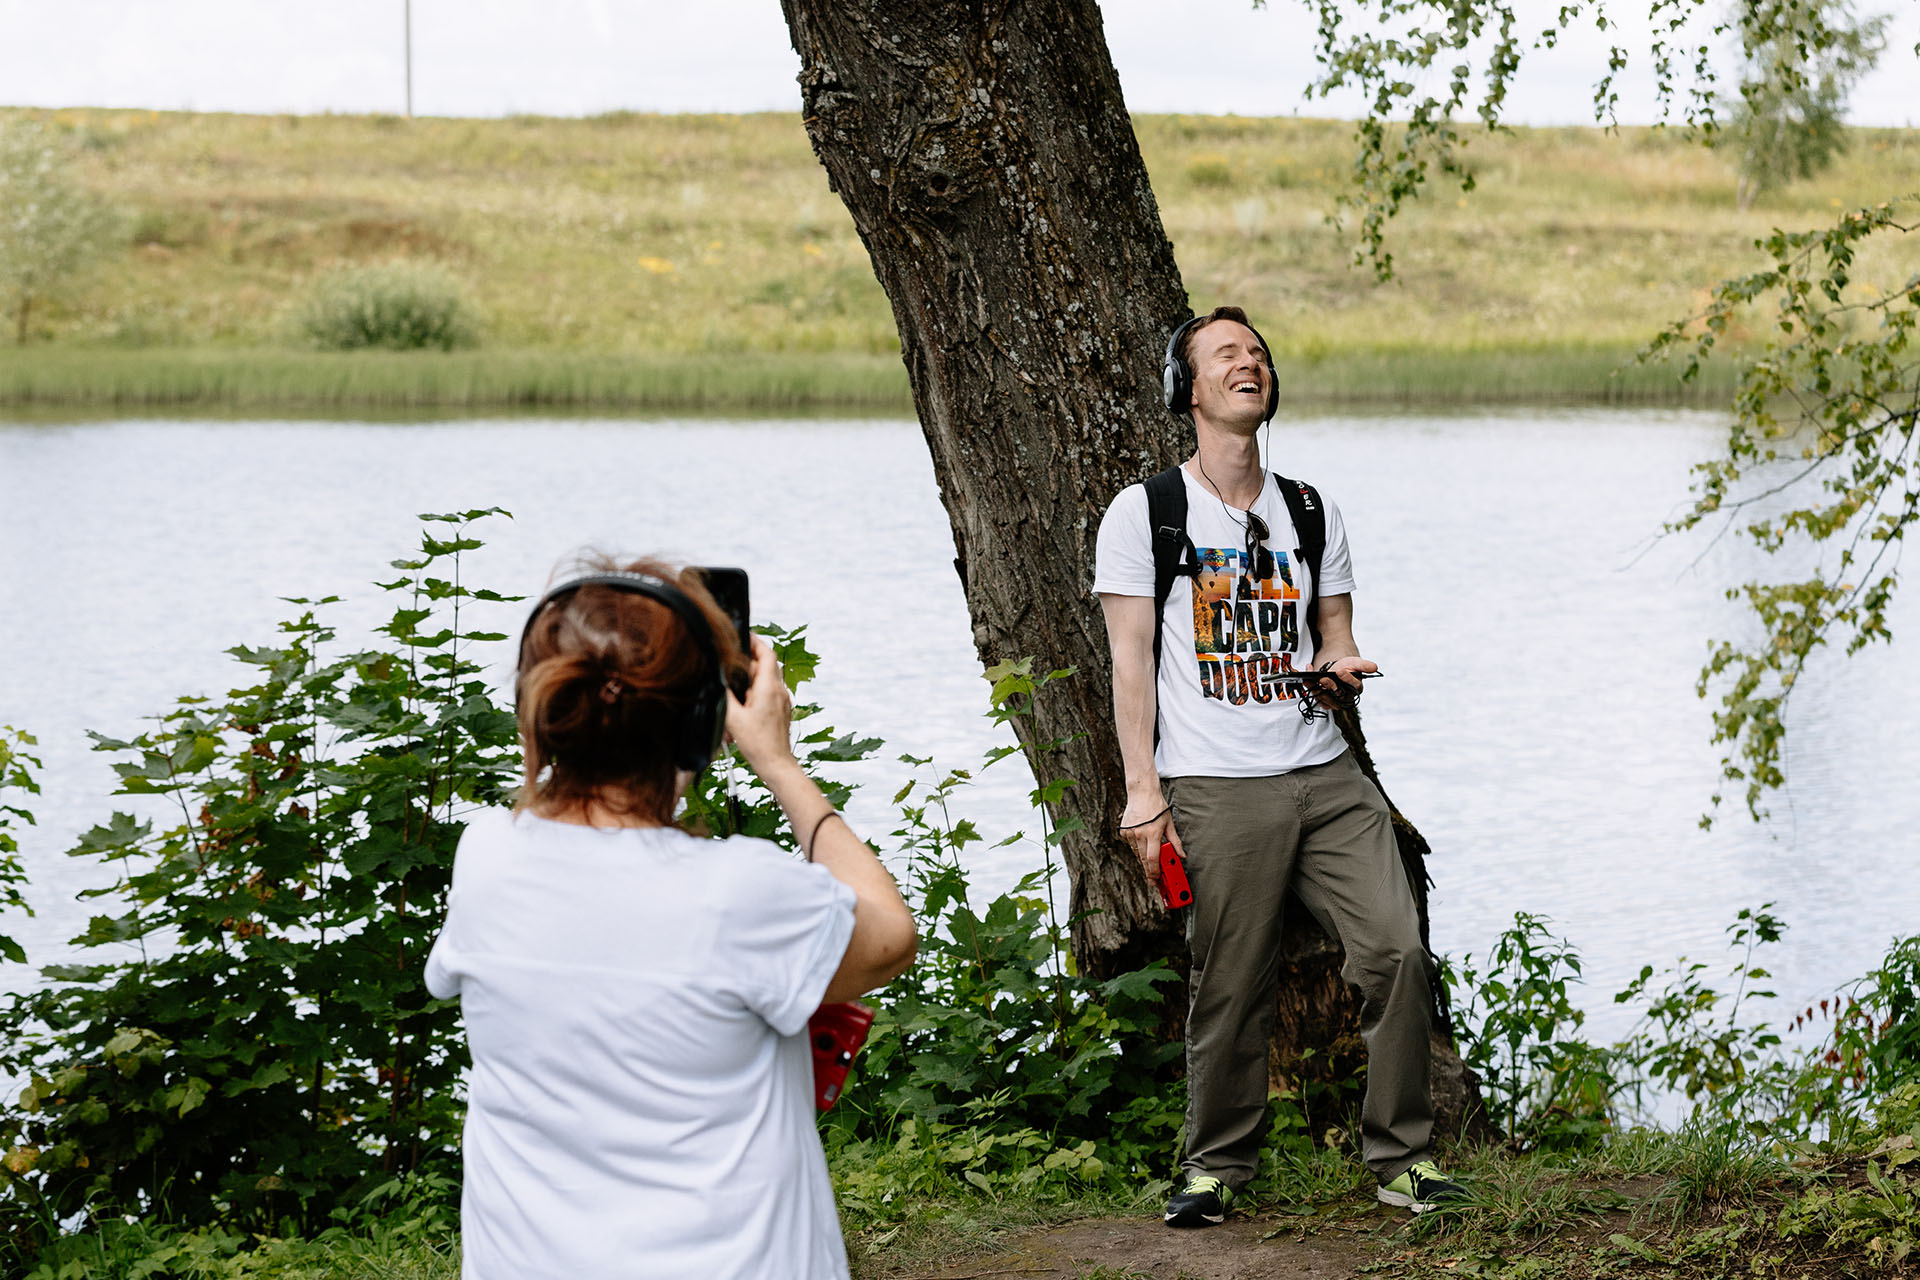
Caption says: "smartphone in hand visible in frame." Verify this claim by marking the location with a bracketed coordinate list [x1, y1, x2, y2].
[695, 566, 751, 698]
[1158, 841, 1192, 910]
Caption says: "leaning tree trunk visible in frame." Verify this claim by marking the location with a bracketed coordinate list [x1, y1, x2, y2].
[781, 0, 1187, 978]
[781, 0, 1484, 1134]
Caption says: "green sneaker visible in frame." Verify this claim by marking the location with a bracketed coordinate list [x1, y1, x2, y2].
[1376, 1160, 1467, 1213]
[1164, 1173, 1234, 1227]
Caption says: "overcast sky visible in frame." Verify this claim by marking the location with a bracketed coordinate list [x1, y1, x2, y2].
[2, 0, 1914, 126]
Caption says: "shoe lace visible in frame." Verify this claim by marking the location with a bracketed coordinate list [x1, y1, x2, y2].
[1182, 1175, 1226, 1195]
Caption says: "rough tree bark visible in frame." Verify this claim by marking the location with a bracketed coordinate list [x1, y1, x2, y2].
[780, 0, 1484, 1132]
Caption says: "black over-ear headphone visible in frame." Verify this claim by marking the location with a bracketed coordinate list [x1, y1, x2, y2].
[517, 571, 726, 777]
[1162, 313, 1280, 421]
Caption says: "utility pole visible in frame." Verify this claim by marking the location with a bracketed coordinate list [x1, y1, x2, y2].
[404, 0, 414, 118]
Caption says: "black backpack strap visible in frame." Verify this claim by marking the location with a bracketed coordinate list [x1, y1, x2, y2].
[1274, 473, 1326, 656]
[1143, 465, 1197, 691]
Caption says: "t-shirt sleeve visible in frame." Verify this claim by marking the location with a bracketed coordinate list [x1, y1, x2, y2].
[424, 932, 459, 1000]
[1317, 494, 1357, 597]
[1092, 483, 1155, 597]
[719, 840, 859, 1037]
[423, 817, 486, 1000]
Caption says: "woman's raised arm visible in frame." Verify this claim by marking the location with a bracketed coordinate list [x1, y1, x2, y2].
[725, 637, 916, 1001]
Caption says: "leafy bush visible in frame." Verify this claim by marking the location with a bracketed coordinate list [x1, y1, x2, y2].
[0, 511, 519, 1248]
[0, 727, 37, 965]
[1185, 154, 1232, 188]
[1458, 904, 1800, 1148]
[1449, 902, 1920, 1154]
[1835, 936, 1920, 1100]
[295, 263, 479, 352]
[1451, 913, 1627, 1151]
[12, 1174, 459, 1280]
[822, 662, 1184, 1213]
[1757, 934, 1920, 1146]
[1613, 904, 1790, 1117]
[1607, 907, 1915, 1146]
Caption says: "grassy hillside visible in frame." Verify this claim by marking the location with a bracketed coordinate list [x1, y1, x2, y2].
[2, 106, 1916, 409]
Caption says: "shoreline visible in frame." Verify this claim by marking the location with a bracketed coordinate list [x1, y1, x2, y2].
[0, 345, 1741, 415]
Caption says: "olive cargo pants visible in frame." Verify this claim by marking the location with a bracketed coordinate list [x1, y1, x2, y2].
[1168, 751, 1434, 1187]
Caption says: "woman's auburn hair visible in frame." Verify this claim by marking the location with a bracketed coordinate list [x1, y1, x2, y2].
[515, 554, 748, 824]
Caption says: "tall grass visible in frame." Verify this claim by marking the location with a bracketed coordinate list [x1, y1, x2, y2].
[1271, 344, 1743, 404]
[0, 349, 914, 412]
[0, 344, 1739, 412]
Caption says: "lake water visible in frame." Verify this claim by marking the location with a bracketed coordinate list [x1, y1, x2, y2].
[1, 410, 1914, 1048]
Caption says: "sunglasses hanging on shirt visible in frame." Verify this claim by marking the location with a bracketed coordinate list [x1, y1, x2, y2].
[1244, 510, 1275, 583]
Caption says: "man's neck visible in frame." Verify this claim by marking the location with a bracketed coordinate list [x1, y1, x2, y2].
[1186, 418, 1265, 510]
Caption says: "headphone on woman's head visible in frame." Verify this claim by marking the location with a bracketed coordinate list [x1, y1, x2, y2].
[517, 571, 727, 777]
[1162, 313, 1280, 421]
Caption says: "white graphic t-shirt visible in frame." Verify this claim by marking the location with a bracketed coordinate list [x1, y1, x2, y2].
[1093, 468, 1357, 779]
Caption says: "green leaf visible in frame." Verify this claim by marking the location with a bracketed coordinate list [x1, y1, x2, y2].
[1609, 1233, 1668, 1263]
[168, 1076, 212, 1117]
[1100, 966, 1181, 1001]
[69, 811, 150, 855]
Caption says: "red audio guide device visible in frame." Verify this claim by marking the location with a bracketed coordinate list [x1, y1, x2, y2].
[808, 1001, 874, 1112]
[1158, 841, 1192, 910]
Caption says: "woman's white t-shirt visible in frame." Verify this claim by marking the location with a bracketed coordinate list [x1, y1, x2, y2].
[1093, 468, 1357, 779]
[424, 809, 857, 1280]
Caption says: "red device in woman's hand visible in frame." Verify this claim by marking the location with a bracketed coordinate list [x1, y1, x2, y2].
[1158, 841, 1192, 910]
[809, 1001, 874, 1111]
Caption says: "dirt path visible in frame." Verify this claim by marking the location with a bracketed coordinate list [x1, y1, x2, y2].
[884, 1208, 1400, 1280]
[861, 1169, 1895, 1280]
[872, 1178, 1673, 1280]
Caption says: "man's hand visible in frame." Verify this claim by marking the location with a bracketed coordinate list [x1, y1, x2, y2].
[1119, 788, 1182, 887]
[1311, 655, 1377, 706]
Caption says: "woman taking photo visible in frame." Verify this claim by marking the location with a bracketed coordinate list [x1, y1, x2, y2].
[426, 557, 916, 1279]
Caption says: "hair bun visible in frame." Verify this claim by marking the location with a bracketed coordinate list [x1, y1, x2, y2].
[516, 554, 735, 824]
